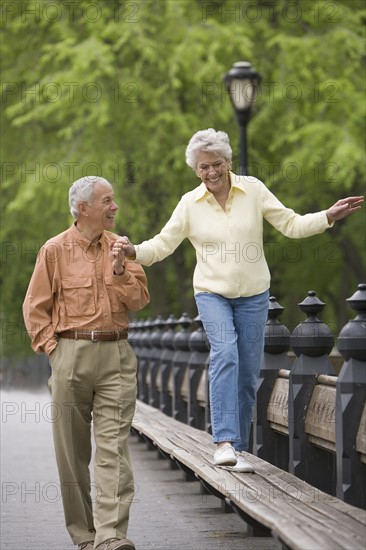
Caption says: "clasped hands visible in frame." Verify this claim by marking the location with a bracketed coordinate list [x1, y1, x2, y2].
[110, 237, 136, 275]
[109, 239, 127, 275]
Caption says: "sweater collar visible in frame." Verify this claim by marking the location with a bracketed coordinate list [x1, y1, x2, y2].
[193, 171, 247, 202]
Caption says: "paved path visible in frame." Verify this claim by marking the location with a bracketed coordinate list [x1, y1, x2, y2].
[1, 388, 281, 550]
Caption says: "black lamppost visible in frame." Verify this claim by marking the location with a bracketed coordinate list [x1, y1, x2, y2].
[223, 61, 261, 175]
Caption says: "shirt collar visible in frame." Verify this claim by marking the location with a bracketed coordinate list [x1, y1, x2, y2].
[193, 171, 247, 202]
[70, 222, 105, 247]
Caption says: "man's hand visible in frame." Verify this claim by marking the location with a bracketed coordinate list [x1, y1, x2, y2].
[109, 239, 126, 275]
[326, 196, 364, 224]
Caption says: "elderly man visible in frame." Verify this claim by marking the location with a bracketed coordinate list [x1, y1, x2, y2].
[23, 176, 150, 550]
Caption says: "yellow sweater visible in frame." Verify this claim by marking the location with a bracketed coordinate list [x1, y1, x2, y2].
[136, 172, 331, 298]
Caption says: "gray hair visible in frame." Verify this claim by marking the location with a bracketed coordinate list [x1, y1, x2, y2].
[69, 176, 111, 220]
[185, 128, 232, 170]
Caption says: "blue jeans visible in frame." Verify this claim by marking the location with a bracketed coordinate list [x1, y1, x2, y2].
[195, 290, 269, 451]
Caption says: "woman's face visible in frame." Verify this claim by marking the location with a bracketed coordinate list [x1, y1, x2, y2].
[195, 151, 230, 195]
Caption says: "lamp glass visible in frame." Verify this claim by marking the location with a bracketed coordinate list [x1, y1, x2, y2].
[228, 78, 255, 111]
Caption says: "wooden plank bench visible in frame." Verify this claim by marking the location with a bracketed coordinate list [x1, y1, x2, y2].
[131, 399, 366, 550]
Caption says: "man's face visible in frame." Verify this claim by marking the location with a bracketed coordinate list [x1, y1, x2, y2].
[83, 183, 118, 232]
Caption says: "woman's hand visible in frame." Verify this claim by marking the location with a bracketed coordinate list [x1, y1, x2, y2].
[326, 196, 364, 224]
[119, 236, 136, 260]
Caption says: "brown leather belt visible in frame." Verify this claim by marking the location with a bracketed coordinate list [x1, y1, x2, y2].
[57, 329, 128, 342]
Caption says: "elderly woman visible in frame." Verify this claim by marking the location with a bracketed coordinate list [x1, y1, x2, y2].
[120, 129, 363, 472]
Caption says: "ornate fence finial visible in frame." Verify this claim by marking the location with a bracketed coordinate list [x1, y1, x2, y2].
[290, 290, 334, 357]
[189, 314, 210, 353]
[337, 283, 366, 361]
[264, 296, 290, 354]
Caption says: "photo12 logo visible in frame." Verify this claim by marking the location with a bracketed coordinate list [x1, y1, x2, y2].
[1, 2, 140, 24]
[1, 161, 139, 185]
[2, 81, 140, 105]
[201, 1, 340, 24]
[201, 81, 339, 105]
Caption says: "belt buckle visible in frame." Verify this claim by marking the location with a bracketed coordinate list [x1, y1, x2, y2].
[91, 331, 98, 342]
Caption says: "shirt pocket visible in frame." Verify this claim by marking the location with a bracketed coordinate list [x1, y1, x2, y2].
[105, 275, 123, 313]
[61, 277, 96, 317]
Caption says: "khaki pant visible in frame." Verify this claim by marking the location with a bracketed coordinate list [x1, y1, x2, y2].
[49, 338, 137, 547]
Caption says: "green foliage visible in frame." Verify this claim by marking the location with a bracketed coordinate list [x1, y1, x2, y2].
[1, 0, 365, 356]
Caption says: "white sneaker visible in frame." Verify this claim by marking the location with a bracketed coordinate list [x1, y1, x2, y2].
[230, 453, 254, 473]
[213, 443, 237, 466]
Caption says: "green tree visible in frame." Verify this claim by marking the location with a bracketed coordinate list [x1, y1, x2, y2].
[1, 0, 365, 357]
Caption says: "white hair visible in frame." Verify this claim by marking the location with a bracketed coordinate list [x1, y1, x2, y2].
[69, 176, 111, 220]
[185, 128, 232, 170]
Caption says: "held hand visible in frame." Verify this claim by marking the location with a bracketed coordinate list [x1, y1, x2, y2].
[109, 239, 126, 275]
[119, 236, 136, 259]
[326, 196, 364, 223]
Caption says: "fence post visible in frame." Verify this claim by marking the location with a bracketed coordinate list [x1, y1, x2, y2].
[336, 283, 366, 508]
[288, 291, 335, 492]
[159, 314, 178, 417]
[188, 314, 210, 429]
[172, 313, 193, 423]
[148, 315, 165, 409]
[130, 319, 144, 401]
[256, 296, 291, 468]
[137, 318, 154, 404]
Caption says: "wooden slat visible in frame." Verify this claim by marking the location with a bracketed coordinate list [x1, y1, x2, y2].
[155, 366, 162, 391]
[267, 377, 289, 434]
[278, 369, 290, 379]
[317, 374, 337, 386]
[196, 370, 206, 405]
[167, 370, 173, 395]
[243, 455, 366, 526]
[180, 369, 189, 399]
[305, 384, 336, 452]
[172, 448, 344, 550]
[227, 458, 364, 550]
[356, 403, 366, 464]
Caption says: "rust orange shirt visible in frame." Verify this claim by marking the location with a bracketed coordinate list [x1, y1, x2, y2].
[23, 223, 150, 356]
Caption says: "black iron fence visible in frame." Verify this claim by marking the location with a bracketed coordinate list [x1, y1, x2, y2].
[128, 284, 366, 510]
